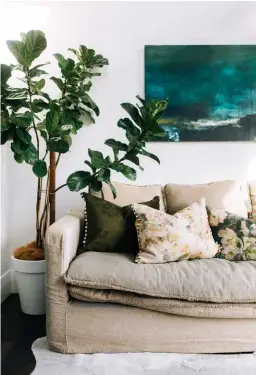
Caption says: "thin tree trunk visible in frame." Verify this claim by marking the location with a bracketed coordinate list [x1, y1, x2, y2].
[49, 151, 56, 225]
[36, 178, 42, 248]
[42, 168, 50, 238]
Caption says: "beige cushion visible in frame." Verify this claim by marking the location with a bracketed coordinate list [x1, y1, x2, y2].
[165, 180, 248, 217]
[69, 286, 256, 319]
[249, 181, 256, 215]
[133, 198, 218, 264]
[64, 251, 256, 303]
[91, 181, 165, 211]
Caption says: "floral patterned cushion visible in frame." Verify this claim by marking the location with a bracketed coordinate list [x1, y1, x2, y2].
[208, 208, 256, 261]
[132, 198, 218, 264]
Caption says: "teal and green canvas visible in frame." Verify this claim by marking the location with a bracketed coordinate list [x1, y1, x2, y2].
[145, 45, 256, 141]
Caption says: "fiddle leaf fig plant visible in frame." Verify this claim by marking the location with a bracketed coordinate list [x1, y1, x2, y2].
[1, 29, 168, 259]
[1, 30, 108, 250]
[65, 95, 168, 198]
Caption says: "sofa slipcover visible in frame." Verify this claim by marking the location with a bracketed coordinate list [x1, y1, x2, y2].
[64, 251, 256, 303]
[46, 210, 256, 354]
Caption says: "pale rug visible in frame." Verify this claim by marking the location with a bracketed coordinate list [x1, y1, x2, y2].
[32, 337, 256, 375]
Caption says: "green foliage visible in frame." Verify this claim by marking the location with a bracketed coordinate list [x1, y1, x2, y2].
[66, 96, 168, 198]
[32, 160, 47, 177]
[1, 30, 109, 178]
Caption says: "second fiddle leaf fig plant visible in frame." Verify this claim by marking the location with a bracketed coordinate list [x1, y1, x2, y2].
[65, 95, 169, 198]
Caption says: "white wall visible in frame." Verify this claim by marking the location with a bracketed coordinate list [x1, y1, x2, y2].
[1, 1, 256, 294]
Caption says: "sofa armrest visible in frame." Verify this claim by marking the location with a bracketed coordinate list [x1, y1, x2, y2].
[45, 211, 84, 303]
[45, 211, 84, 353]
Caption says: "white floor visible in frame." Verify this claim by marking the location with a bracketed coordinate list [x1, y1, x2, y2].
[32, 337, 256, 375]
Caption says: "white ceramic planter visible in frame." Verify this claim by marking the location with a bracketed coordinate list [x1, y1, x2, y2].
[12, 256, 46, 315]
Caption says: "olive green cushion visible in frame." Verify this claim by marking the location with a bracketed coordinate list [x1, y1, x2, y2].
[80, 193, 160, 254]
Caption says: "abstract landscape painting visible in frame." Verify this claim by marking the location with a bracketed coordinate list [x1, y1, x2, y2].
[145, 45, 256, 141]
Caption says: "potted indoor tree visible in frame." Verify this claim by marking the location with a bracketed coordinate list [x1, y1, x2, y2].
[1, 30, 168, 315]
[1, 30, 108, 314]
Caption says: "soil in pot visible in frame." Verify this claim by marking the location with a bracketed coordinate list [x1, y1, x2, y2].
[13, 241, 45, 261]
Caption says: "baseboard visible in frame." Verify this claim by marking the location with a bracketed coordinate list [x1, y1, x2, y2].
[11, 270, 18, 294]
[1, 270, 12, 302]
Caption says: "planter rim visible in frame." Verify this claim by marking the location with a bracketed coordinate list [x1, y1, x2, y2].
[11, 255, 45, 264]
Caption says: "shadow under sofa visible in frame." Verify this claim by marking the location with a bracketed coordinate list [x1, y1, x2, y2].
[45, 180, 256, 354]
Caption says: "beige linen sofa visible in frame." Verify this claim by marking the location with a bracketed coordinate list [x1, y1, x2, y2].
[45, 180, 256, 354]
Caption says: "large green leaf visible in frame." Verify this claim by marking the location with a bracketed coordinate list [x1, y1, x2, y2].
[84, 160, 96, 172]
[105, 139, 128, 152]
[107, 181, 117, 199]
[46, 108, 60, 136]
[32, 78, 45, 92]
[117, 118, 140, 136]
[16, 128, 31, 144]
[11, 111, 33, 128]
[6, 40, 28, 66]
[88, 149, 109, 169]
[81, 94, 99, 116]
[111, 162, 136, 181]
[11, 138, 29, 154]
[97, 168, 111, 182]
[90, 176, 102, 192]
[139, 148, 160, 164]
[31, 99, 49, 113]
[125, 153, 143, 170]
[22, 30, 47, 61]
[77, 45, 109, 68]
[121, 103, 143, 128]
[53, 53, 66, 68]
[14, 153, 24, 163]
[6, 88, 27, 100]
[50, 77, 64, 91]
[7, 30, 47, 67]
[47, 138, 69, 153]
[147, 98, 168, 120]
[67, 171, 92, 191]
[32, 159, 47, 177]
[1, 64, 12, 84]
[23, 143, 38, 164]
[62, 58, 75, 77]
[1, 128, 14, 144]
[22, 144, 37, 163]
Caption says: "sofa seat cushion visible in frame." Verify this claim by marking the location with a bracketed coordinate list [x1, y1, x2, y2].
[64, 252, 256, 303]
[68, 285, 256, 319]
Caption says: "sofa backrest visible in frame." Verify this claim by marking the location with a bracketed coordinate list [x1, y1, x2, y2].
[91, 180, 253, 218]
[164, 180, 249, 217]
[91, 181, 166, 211]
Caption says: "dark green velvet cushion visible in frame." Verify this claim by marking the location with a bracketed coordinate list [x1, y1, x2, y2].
[80, 193, 160, 254]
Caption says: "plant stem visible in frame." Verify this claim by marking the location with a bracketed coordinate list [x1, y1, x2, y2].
[26, 68, 42, 248]
[55, 183, 67, 193]
[36, 178, 42, 248]
[56, 153, 61, 167]
[42, 150, 48, 161]
[49, 151, 56, 225]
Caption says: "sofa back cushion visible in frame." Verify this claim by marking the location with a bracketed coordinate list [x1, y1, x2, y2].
[249, 181, 256, 215]
[164, 180, 248, 217]
[91, 181, 165, 211]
